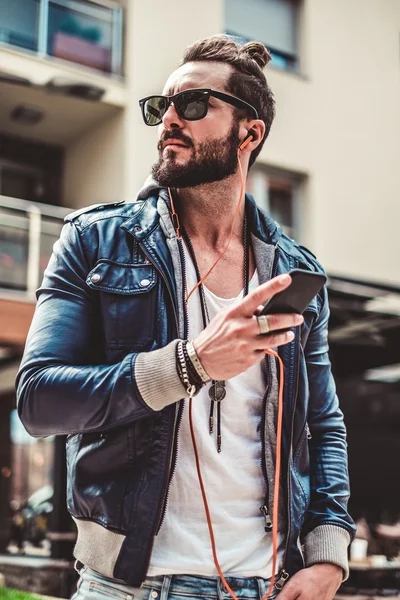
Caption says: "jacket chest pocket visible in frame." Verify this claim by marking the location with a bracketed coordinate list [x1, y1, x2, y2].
[87, 260, 157, 351]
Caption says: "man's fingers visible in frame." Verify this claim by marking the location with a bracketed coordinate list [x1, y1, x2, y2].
[235, 274, 292, 317]
[259, 329, 295, 349]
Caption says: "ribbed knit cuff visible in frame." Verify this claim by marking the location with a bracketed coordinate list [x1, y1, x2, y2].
[303, 524, 351, 581]
[134, 340, 187, 411]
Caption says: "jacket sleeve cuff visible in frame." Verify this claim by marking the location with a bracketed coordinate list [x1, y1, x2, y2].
[303, 524, 351, 581]
[134, 340, 187, 411]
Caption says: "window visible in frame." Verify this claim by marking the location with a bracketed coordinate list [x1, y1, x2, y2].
[0, 0, 123, 75]
[48, 0, 120, 74]
[247, 166, 303, 239]
[0, 0, 40, 52]
[225, 0, 299, 72]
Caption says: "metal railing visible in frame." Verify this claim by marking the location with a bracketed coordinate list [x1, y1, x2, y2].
[0, 0, 123, 76]
[0, 195, 70, 297]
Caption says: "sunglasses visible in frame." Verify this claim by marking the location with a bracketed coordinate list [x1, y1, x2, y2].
[139, 88, 258, 126]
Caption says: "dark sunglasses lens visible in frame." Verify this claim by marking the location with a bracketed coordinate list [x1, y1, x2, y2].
[177, 91, 208, 120]
[143, 97, 167, 125]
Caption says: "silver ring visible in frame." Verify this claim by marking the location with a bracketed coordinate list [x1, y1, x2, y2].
[257, 315, 271, 335]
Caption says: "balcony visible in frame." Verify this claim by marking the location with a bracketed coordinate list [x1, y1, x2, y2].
[0, 195, 69, 296]
[0, 0, 123, 76]
[0, 195, 69, 349]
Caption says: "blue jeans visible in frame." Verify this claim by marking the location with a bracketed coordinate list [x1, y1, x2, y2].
[73, 564, 280, 600]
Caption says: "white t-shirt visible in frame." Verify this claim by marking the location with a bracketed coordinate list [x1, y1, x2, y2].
[148, 242, 282, 578]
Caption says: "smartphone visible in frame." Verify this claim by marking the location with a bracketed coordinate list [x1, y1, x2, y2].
[258, 269, 327, 316]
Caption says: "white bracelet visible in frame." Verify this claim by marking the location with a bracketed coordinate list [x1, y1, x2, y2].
[186, 341, 211, 383]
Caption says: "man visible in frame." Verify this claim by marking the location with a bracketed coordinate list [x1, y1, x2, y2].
[17, 35, 355, 600]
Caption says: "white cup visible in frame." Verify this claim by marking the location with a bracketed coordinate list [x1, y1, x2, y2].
[350, 538, 368, 560]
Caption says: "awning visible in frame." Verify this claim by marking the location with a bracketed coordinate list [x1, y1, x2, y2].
[328, 275, 400, 377]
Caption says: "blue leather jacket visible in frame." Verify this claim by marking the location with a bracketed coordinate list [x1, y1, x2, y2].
[16, 188, 355, 588]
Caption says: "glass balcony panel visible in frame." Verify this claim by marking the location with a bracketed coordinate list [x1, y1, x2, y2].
[39, 217, 63, 283]
[0, 208, 29, 291]
[48, 0, 114, 73]
[0, 0, 40, 52]
[0, 198, 66, 293]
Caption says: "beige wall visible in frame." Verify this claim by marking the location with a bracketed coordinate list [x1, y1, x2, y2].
[310, 0, 400, 285]
[260, 0, 400, 285]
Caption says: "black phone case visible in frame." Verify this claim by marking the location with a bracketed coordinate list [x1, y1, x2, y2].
[259, 269, 327, 315]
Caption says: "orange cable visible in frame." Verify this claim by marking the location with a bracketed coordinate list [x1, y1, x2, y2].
[168, 187, 181, 239]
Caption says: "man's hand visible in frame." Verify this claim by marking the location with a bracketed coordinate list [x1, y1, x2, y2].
[277, 564, 343, 600]
[193, 274, 303, 381]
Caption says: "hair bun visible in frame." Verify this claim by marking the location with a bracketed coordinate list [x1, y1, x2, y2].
[240, 41, 271, 68]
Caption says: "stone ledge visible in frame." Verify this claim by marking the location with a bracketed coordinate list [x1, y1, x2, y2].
[0, 555, 72, 569]
[0, 555, 76, 598]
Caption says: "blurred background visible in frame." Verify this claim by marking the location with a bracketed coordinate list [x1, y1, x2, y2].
[0, 0, 399, 597]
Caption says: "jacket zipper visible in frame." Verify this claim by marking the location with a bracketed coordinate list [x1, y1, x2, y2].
[275, 569, 290, 591]
[154, 238, 188, 534]
[155, 402, 184, 534]
[281, 325, 301, 566]
[259, 248, 280, 532]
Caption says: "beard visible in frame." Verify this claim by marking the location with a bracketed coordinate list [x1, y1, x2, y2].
[152, 123, 240, 188]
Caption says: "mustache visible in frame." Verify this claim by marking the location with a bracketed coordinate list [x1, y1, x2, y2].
[157, 131, 194, 152]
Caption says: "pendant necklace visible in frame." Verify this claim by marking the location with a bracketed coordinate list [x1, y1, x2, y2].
[182, 214, 250, 453]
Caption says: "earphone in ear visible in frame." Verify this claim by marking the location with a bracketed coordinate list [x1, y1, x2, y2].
[239, 134, 253, 151]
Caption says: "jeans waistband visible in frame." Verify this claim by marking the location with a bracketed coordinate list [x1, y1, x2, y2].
[79, 566, 278, 599]
[146, 574, 267, 597]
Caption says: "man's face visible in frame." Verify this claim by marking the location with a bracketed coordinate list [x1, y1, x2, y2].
[151, 62, 241, 188]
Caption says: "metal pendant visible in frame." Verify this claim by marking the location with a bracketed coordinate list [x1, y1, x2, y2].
[208, 380, 226, 403]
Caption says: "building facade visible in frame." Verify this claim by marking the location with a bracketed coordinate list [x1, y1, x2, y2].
[0, 0, 399, 587]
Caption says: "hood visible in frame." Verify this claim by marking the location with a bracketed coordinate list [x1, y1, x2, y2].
[136, 176, 161, 201]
